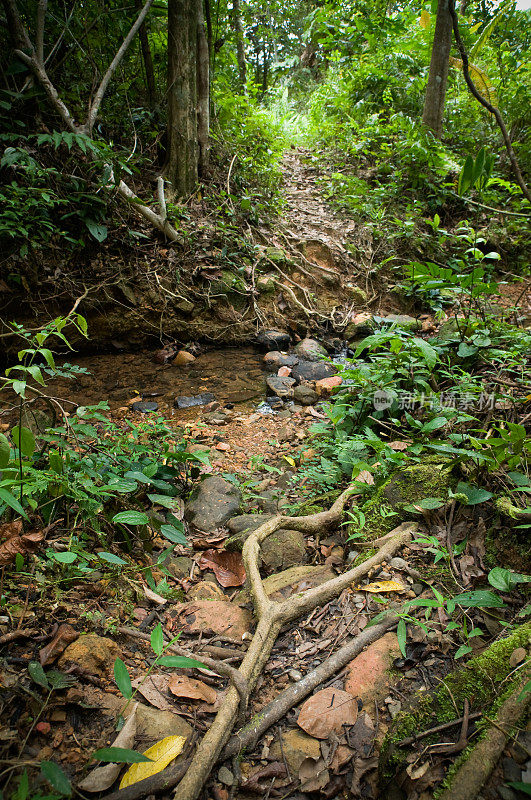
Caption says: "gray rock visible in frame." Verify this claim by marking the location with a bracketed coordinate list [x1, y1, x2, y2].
[294, 338, 328, 362]
[293, 384, 318, 406]
[174, 393, 215, 409]
[218, 767, 234, 786]
[389, 557, 408, 571]
[292, 360, 337, 382]
[131, 401, 158, 413]
[376, 314, 421, 332]
[502, 757, 522, 783]
[225, 514, 274, 551]
[266, 374, 296, 398]
[257, 488, 286, 514]
[185, 476, 241, 531]
[256, 329, 291, 351]
[263, 351, 299, 371]
[261, 529, 307, 571]
[498, 788, 516, 800]
[166, 556, 193, 579]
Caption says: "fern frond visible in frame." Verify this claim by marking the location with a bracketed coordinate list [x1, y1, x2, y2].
[470, 0, 513, 60]
[449, 56, 498, 108]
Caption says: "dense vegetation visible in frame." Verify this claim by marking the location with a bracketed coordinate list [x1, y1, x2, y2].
[0, 0, 529, 798]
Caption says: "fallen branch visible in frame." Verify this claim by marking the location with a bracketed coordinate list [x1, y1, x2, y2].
[438, 668, 531, 800]
[397, 710, 482, 747]
[173, 510, 417, 800]
[221, 615, 397, 760]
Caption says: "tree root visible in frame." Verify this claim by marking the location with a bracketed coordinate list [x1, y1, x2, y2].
[221, 615, 397, 760]
[438, 667, 531, 800]
[172, 497, 417, 800]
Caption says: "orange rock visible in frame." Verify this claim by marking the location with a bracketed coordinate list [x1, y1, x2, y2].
[173, 350, 196, 367]
[315, 376, 343, 396]
[344, 632, 401, 702]
[172, 600, 253, 639]
[278, 366, 292, 377]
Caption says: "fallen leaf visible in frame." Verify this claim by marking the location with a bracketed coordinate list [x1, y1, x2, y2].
[78, 703, 138, 792]
[131, 674, 176, 713]
[355, 580, 405, 593]
[0, 529, 44, 566]
[350, 756, 378, 796]
[119, 735, 187, 789]
[198, 550, 246, 587]
[297, 687, 358, 739]
[388, 441, 409, 451]
[142, 585, 167, 605]
[39, 624, 79, 666]
[299, 757, 330, 791]
[35, 722, 51, 735]
[241, 762, 287, 792]
[353, 470, 374, 486]
[168, 675, 217, 705]
[345, 713, 375, 757]
[215, 442, 231, 452]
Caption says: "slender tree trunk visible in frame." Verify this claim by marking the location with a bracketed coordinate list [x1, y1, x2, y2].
[422, 0, 453, 138]
[134, 0, 156, 107]
[166, 0, 198, 197]
[262, 42, 268, 94]
[197, 0, 209, 175]
[231, 0, 247, 93]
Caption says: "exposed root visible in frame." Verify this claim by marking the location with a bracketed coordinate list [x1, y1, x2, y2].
[438, 666, 531, 800]
[172, 496, 417, 800]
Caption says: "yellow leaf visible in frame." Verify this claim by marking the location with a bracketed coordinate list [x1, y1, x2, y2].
[355, 580, 405, 593]
[419, 10, 431, 29]
[449, 56, 498, 107]
[283, 456, 296, 467]
[119, 736, 187, 789]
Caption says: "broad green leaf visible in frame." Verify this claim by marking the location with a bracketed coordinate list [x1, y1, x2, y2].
[454, 644, 472, 659]
[41, 762, 72, 796]
[157, 655, 207, 670]
[458, 155, 474, 196]
[507, 783, 531, 796]
[422, 417, 447, 433]
[52, 551, 78, 564]
[147, 493, 179, 508]
[112, 510, 149, 525]
[0, 487, 28, 518]
[150, 622, 164, 656]
[488, 567, 531, 592]
[456, 481, 493, 505]
[446, 590, 504, 613]
[160, 524, 188, 545]
[92, 747, 152, 764]
[98, 551, 127, 565]
[28, 660, 49, 688]
[12, 426, 36, 457]
[412, 337, 437, 369]
[472, 147, 486, 186]
[114, 657, 133, 699]
[85, 219, 108, 242]
[124, 470, 153, 484]
[12, 380, 26, 398]
[0, 432, 10, 468]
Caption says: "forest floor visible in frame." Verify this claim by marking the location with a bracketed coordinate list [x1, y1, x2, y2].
[0, 152, 530, 800]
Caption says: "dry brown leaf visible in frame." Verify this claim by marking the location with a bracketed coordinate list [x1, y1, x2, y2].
[198, 549, 246, 587]
[388, 441, 409, 451]
[297, 687, 358, 739]
[354, 470, 374, 486]
[0, 520, 23, 540]
[39, 624, 79, 666]
[168, 675, 217, 705]
[142, 585, 167, 605]
[299, 757, 330, 791]
[131, 674, 176, 713]
[77, 703, 138, 792]
[0, 530, 44, 566]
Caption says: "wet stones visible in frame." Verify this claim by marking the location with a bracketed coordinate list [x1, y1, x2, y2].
[185, 475, 241, 531]
[263, 351, 299, 371]
[293, 384, 318, 406]
[256, 329, 291, 351]
[266, 375, 296, 398]
[174, 392, 216, 409]
[291, 360, 337, 382]
[294, 338, 328, 361]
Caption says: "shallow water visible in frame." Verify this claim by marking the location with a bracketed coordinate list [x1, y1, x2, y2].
[30, 347, 268, 418]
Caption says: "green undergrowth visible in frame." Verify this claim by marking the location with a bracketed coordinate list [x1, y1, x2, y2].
[379, 621, 531, 781]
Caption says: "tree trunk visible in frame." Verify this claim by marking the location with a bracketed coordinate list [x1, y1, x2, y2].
[231, 0, 247, 93]
[134, 0, 156, 107]
[197, 0, 209, 176]
[166, 0, 198, 197]
[422, 0, 453, 138]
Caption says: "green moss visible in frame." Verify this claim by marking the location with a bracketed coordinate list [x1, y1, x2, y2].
[380, 622, 531, 780]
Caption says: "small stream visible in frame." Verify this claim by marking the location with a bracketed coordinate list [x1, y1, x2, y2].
[40, 347, 268, 418]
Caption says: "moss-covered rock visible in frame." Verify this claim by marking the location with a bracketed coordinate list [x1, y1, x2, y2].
[379, 622, 531, 788]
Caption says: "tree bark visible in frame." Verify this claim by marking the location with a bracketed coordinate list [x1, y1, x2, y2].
[422, 0, 453, 138]
[231, 0, 247, 93]
[197, 0, 210, 175]
[165, 0, 198, 197]
[134, 0, 156, 107]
